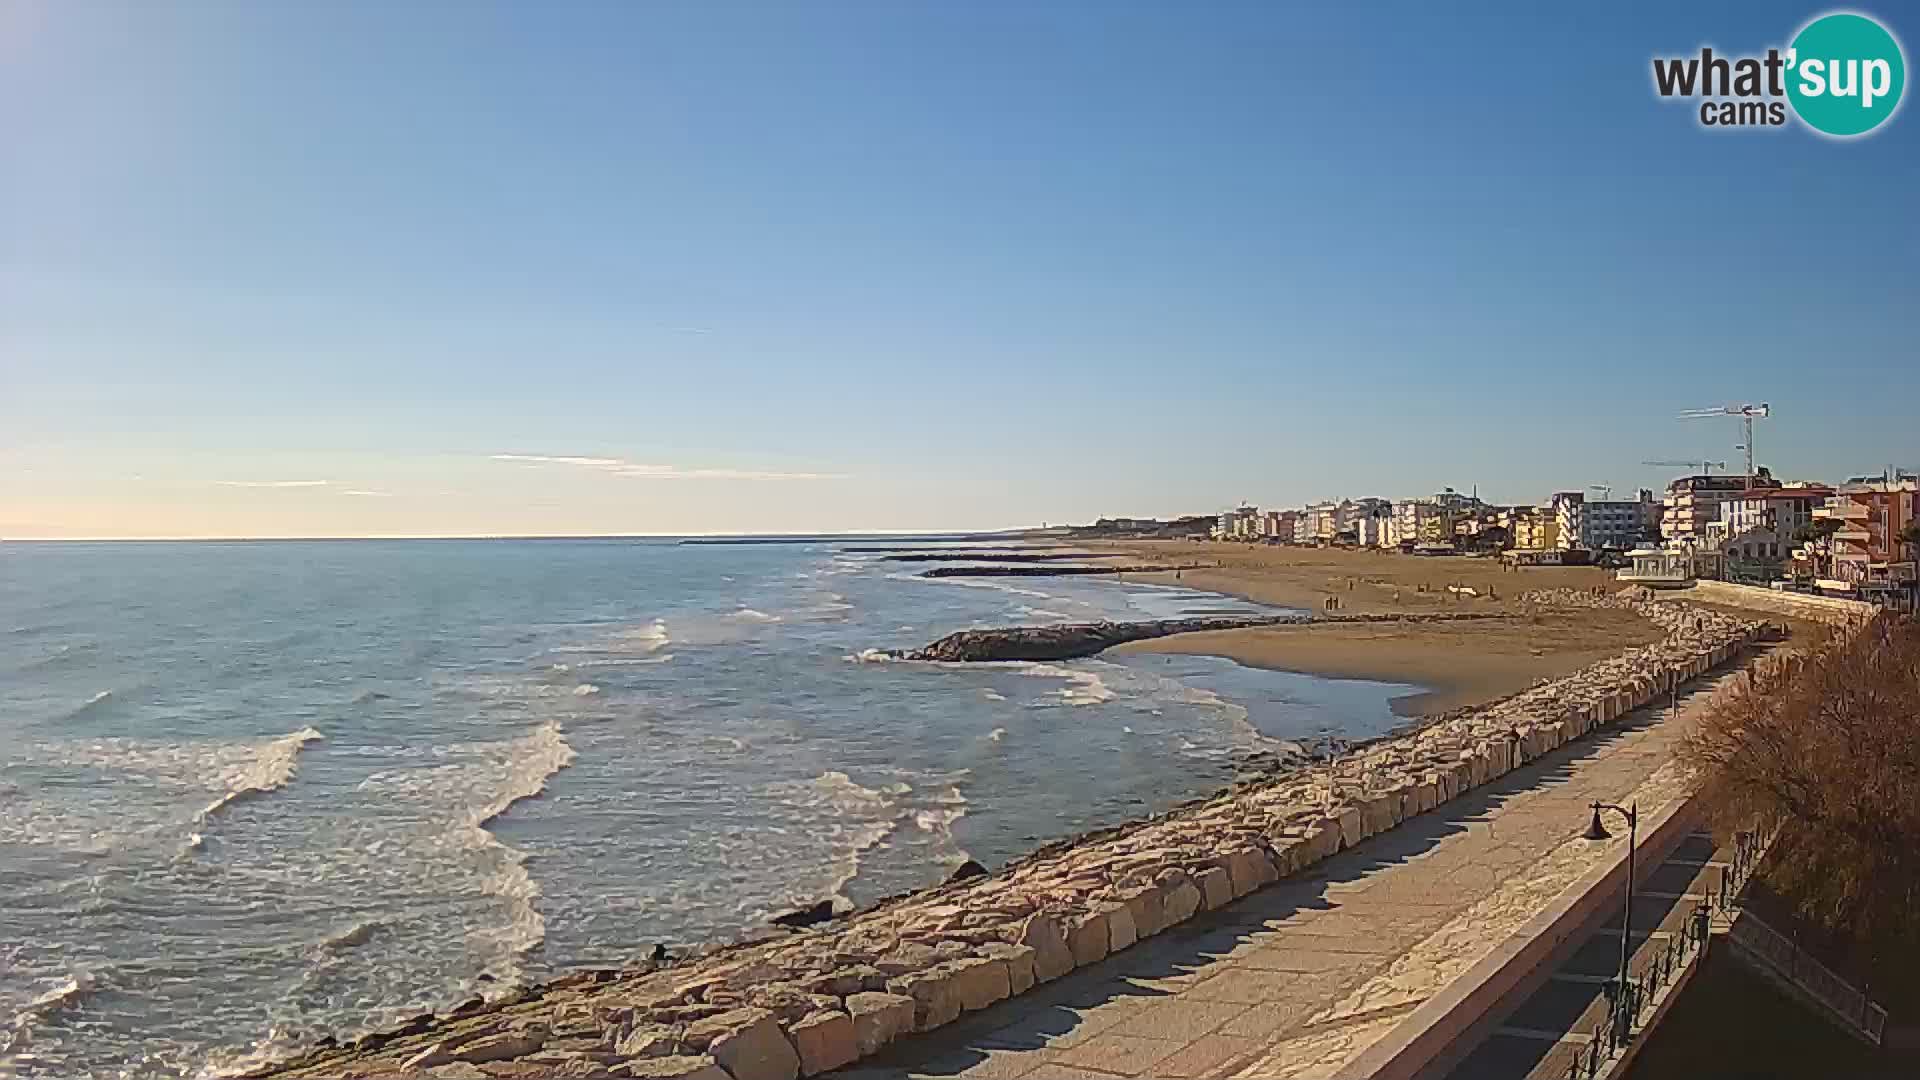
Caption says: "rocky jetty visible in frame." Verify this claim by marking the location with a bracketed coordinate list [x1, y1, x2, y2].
[902, 610, 1505, 663]
[252, 588, 1770, 1080]
[879, 551, 1108, 563]
[919, 564, 1202, 578]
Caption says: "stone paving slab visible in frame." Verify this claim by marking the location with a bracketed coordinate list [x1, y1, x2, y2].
[831, 671, 1743, 1080]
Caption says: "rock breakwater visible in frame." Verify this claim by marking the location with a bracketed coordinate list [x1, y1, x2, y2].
[902, 610, 1507, 663]
[252, 589, 1769, 1080]
[919, 564, 1203, 578]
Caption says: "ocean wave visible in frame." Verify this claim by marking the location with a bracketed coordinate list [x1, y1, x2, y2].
[899, 572, 1054, 600]
[987, 726, 1008, 742]
[197, 727, 325, 822]
[1017, 663, 1117, 706]
[849, 648, 899, 664]
[464, 721, 576, 982]
[1015, 605, 1075, 621]
[730, 608, 781, 623]
[571, 683, 602, 697]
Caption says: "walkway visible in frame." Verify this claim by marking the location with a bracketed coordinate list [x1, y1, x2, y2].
[830, 670, 1747, 1080]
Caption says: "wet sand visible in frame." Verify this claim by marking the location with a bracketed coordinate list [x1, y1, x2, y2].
[1099, 541, 1662, 715]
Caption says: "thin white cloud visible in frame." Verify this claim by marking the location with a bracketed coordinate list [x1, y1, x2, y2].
[489, 453, 843, 482]
[217, 479, 334, 488]
[341, 489, 393, 497]
[490, 454, 625, 468]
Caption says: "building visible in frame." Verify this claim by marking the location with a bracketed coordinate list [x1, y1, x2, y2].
[1511, 508, 1560, 551]
[1214, 504, 1261, 540]
[1617, 544, 1723, 587]
[1717, 485, 1832, 538]
[1662, 470, 1777, 545]
[1302, 501, 1342, 544]
[1810, 475, 1919, 605]
[1392, 499, 1441, 547]
[1261, 509, 1299, 540]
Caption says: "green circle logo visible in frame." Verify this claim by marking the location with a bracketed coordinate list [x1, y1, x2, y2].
[1786, 12, 1906, 136]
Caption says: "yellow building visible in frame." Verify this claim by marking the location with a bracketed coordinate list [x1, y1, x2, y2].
[1512, 511, 1560, 551]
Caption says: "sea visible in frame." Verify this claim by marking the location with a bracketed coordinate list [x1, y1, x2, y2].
[0, 538, 1417, 1078]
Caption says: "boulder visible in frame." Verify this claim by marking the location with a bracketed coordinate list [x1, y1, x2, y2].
[1104, 901, 1138, 952]
[451, 1031, 546, 1065]
[945, 955, 1013, 1012]
[1334, 807, 1365, 850]
[981, 943, 1037, 995]
[770, 900, 838, 930]
[844, 992, 915, 1056]
[1196, 866, 1234, 911]
[1116, 884, 1166, 939]
[787, 1011, 857, 1077]
[1067, 910, 1111, 966]
[615, 1025, 681, 1059]
[1161, 879, 1203, 925]
[1015, 913, 1075, 983]
[884, 968, 962, 1032]
[697, 1008, 799, 1080]
[614, 1055, 732, 1080]
[945, 860, 989, 883]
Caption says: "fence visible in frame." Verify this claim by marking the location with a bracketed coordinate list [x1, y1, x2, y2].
[1538, 829, 1772, 1080]
[1726, 913, 1888, 1045]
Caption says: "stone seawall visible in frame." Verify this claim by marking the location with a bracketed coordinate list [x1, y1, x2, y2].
[1682, 579, 1879, 625]
[253, 589, 1769, 1080]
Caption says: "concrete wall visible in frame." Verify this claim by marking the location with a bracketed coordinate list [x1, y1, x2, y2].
[1684, 580, 1877, 624]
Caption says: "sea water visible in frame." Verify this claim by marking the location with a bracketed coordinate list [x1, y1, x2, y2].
[0, 538, 1415, 1077]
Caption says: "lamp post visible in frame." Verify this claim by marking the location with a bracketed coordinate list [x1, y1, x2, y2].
[1584, 801, 1639, 1042]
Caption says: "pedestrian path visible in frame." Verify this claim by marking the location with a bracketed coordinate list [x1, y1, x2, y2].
[831, 669, 1747, 1080]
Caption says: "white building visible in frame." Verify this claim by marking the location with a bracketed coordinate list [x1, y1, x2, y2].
[1392, 499, 1440, 547]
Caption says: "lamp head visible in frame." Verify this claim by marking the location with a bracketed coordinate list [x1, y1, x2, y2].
[1583, 807, 1612, 842]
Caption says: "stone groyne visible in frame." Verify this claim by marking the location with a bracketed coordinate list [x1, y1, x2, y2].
[918, 564, 1204, 578]
[252, 589, 1769, 1080]
[902, 610, 1506, 663]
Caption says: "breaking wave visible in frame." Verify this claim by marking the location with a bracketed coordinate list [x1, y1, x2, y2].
[197, 727, 325, 822]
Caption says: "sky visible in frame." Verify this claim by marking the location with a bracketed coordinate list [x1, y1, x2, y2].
[2, 0, 1915, 538]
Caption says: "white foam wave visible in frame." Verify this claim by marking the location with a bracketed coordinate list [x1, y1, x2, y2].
[849, 648, 899, 664]
[571, 683, 601, 697]
[1016, 606, 1075, 621]
[987, 727, 1008, 742]
[1017, 663, 1117, 706]
[197, 727, 324, 822]
[979, 688, 1006, 702]
[731, 607, 781, 623]
[890, 570, 1056, 600]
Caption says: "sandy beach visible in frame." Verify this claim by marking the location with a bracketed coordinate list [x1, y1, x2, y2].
[1097, 541, 1664, 715]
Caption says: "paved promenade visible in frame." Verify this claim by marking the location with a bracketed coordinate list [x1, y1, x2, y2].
[831, 670, 1743, 1080]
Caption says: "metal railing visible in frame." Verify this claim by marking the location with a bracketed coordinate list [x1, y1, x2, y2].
[1726, 913, 1888, 1045]
[1546, 830, 1771, 1080]
[1540, 896, 1716, 1080]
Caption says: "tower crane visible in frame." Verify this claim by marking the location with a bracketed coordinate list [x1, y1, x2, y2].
[1643, 459, 1728, 475]
[1678, 404, 1770, 480]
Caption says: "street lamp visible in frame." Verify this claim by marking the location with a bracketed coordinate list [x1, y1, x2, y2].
[1584, 801, 1639, 1042]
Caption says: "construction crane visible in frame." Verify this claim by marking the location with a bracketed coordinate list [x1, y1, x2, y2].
[1643, 459, 1728, 475]
[1589, 484, 1614, 500]
[1678, 403, 1770, 480]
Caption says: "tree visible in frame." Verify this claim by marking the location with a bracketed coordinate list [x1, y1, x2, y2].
[1680, 616, 1920, 997]
[1791, 517, 1844, 579]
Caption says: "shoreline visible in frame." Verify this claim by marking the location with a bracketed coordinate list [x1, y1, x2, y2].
[251, 588, 1773, 1079]
[1098, 549, 1662, 716]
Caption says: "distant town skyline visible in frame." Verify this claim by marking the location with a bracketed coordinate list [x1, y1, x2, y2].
[4, 2, 1915, 538]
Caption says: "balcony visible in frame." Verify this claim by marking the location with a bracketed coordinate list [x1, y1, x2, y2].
[1815, 502, 1869, 521]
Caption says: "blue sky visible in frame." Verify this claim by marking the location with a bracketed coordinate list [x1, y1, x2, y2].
[2, 1, 1915, 537]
